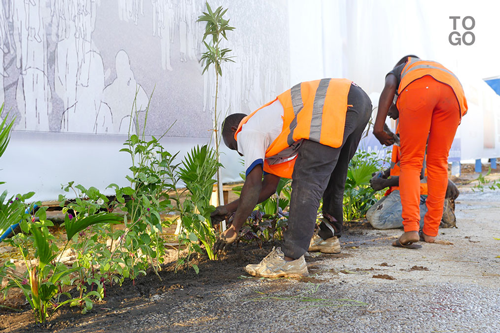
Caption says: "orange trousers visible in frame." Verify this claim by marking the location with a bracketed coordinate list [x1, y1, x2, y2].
[397, 76, 460, 237]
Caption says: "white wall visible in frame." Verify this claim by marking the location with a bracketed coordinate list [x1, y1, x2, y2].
[3, 131, 208, 200]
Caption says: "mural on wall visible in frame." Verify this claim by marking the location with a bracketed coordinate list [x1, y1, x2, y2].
[0, 0, 289, 137]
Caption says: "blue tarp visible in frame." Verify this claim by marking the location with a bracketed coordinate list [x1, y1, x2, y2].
[485, 78, 500, 96]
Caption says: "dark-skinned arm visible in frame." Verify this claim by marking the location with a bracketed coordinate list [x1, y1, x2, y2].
[370, 174, 400, 191]
[211, 169, 279, 224]
[217, 173, 279, 214]
[230, 165, 275, 232]
[371, 161, 425, 191]
[374, 75, 397, 146]
[213, 165, 280, 252]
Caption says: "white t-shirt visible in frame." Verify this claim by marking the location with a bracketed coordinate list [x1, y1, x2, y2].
[237, 99, 302, 176]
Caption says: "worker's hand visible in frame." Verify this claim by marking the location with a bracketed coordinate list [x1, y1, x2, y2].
[371, 170, 389, 179]
[213, 226, 238, 254]
[210, 205, 229, 225]
[446, 180, 460, 200]
[370, 175, 389, 191]
[388, 103, 399, 120]
[374, 129, 395, 146]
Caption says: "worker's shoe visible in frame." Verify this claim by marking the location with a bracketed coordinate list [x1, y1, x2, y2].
[245, 247, 308, 278]
[308, 233, 341, 254]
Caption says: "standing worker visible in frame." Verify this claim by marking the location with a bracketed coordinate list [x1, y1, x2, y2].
[367, 123, 460, 230]
[211, 79, 371, 278]
[373, 55, 467, 248]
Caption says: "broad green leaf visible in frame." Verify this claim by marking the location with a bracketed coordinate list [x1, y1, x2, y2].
[140, 233, 151, 245]
[189, 232, 198, 242]
[49, 266, 80, 284]
[130, 134, 139, 144]
[31, 226, 56, 269]
[65, 213, 123, 240]
[122, 187, 135, 196]
[39, 283, 58, 301]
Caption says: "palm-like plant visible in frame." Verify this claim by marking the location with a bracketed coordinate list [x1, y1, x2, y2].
[0, 105, 15, 184]
[197, 3, 235, 212]
[0, 105, 20, 237]
[343, 151, 381, 221]
[178, 145, 221, 260]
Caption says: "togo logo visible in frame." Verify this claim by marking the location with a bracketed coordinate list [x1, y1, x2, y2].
[449, 16, 475, 46]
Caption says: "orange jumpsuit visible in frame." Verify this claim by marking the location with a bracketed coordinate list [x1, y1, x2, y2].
[384, 135, 428, 198]
[395, 58, 467, 237]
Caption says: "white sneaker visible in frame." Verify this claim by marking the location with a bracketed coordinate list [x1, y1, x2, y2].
[308, 233, 341, 254]
[244, 247, 309, 278]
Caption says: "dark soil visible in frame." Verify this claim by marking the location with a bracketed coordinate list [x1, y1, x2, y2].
[0, 240, 326, 332]
[408, 265, 429, 271]
[372, 274, 396, 280]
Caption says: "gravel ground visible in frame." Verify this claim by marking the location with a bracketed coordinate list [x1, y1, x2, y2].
[130, 281, 500, 333]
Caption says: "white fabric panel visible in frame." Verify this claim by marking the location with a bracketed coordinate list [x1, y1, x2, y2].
[289, 0, 500, 163]
[2, 132, 210, 202]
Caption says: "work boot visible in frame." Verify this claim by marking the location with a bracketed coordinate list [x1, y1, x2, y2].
[244, 247, 308, 278]
[308, 233, 341, 254]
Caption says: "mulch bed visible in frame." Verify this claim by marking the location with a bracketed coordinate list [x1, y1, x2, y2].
[0, 241, 289, 332]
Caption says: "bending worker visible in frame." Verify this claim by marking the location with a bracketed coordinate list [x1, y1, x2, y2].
[367, 124, 460, 230]
[373, 55, 467, 248]
[211, 79, 371, 278]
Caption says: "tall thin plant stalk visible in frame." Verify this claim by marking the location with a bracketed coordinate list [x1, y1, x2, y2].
[197, 3, 235, 219]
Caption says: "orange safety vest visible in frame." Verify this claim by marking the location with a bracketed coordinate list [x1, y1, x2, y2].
[398, 57, 468, 117]
[235, 78, 353, 178]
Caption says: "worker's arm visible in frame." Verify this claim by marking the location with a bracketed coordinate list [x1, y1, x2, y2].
[230, 165, 262, 231]
[374, 75, 397, 146]
[210, 171, 279, 224]
[370, 174, 400, 191]
[213, 165, 280, 252]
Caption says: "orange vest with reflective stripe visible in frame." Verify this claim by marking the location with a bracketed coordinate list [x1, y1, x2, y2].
[235, 78, 352, 178]
[398, 57, 468, 117]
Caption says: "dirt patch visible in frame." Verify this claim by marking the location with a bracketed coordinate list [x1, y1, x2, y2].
[408, 266, 429, 271]
[372, 274, 396, 280]
[0, 241, 291, 332]
[379, 262, 395, 267]
[354, 267, 375, 272]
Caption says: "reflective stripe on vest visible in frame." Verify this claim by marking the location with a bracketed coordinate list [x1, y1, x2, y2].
[287, 83, 304, 146]
[401, 58, 460, 83]
[286, 78, 332, 145]
[235, 78, 352, 178]
[398, 57, 468, 117]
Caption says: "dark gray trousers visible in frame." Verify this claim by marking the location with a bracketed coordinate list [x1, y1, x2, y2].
[282, 84, 372, 259]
